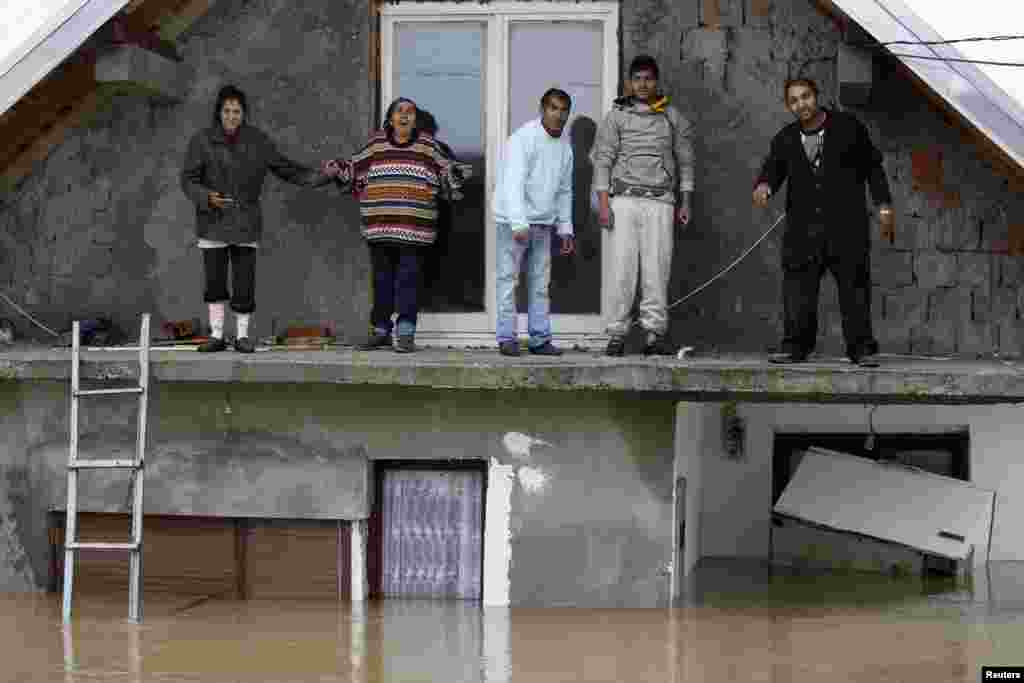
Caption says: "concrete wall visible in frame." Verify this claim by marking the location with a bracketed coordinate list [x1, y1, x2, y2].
[3, 0, 1023, 352]
[676, 401, 1024, 571]
[0, 380, 676, 606]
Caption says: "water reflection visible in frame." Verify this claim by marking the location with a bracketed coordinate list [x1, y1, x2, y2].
[5, 563, 1024, 682]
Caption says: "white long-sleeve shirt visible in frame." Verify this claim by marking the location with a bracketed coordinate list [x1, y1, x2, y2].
[492, 118, 574, 236]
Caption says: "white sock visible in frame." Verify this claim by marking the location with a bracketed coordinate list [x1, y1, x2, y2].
[209, 303, 225, 339]
[236, 313, 250, 339]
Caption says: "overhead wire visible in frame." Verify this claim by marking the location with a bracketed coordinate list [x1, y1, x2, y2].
[886, 54, 1024, 68]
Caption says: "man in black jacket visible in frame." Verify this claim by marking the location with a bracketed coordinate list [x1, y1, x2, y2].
[753, 78, 895, 365]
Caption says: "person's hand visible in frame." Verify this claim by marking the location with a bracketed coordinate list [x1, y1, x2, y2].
[321, 159, 341, 177]
[512, 227, 529, 243]
[879, 206, 896, 244]
[597, 192, 612, 230]
[752, 182, 771, 208]
[208, 192, 235, 209]
[676, 206, 690, 226]
[560, 235, 576, 256]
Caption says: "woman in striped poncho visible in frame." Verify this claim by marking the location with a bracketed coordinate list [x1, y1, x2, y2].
[325, 98, 470, 353]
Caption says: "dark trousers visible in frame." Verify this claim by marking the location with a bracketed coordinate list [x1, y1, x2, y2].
[782, 247, 877, 357]
[370, 244, 423, 337]
[203, 246, 256, 314]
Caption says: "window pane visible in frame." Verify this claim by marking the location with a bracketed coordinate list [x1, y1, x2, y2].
[395, 23, 486, 313]
[509, 21, 604, 315]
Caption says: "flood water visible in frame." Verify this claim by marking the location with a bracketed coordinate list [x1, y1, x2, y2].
[5, 562, 1024, 682]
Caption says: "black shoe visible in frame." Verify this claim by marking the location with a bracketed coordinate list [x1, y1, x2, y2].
[234, 336, 256, 353]
[357, 333, 391, 351]
[605, 337, 625, 357]
[498, 341, 521, 357]
[394, 335, 416, 353]
[197, 337, 227, 353]
[643, 335, 674, 356]
[848, 344, 880, 367]
[528, 341, 563, 356]
[769, 350, 809, 364]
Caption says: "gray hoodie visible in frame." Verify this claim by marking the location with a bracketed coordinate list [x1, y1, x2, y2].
[590, 96, 695, 204]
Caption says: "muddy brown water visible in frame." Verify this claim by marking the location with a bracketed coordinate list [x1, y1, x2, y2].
[5, 566, 1024, 683]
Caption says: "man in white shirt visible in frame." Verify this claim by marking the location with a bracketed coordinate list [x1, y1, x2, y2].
[493, 88, 576, 357]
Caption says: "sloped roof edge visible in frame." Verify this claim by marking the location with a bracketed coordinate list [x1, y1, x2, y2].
[0, 0, 130, 117]
[833, 0, 1024, 171]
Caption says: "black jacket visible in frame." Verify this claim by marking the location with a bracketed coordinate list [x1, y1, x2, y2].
[756, 109, 892, 268]
[180, 124, 330, 244]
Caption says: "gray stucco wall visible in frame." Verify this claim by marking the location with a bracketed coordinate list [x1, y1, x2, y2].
[0, 380, 676, 607]
[2, 0, 1022, 353]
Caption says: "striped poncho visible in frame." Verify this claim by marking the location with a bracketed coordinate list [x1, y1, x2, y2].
[336, 130, 469, 246]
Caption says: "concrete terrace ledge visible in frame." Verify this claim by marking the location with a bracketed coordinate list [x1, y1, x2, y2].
[1, 347, 1024, 404]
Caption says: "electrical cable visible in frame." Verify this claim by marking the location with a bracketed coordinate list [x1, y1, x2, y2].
[886, 53, 1024, 68]
[868, 35, 1024, 48]
[0, 290, 61, 338]
[665, 212, 786, 312]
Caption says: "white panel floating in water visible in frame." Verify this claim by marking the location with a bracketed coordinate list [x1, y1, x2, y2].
[774, 447, 994, 561]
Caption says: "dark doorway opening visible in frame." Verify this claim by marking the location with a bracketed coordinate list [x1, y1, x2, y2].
[771, 432, 970, 576]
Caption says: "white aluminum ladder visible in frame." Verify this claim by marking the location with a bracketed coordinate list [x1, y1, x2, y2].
[62, 313, 151, 623]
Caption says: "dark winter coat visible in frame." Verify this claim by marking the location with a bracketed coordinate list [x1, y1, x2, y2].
[180, 124, 330, 244]
[756, 109, 892, 269]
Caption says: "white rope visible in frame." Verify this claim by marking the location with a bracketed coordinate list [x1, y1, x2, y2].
[0, 290, 61, 338]
[666, 212, 786, 311]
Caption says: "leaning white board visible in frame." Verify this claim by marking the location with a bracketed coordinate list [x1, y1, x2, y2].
[774, 447, 994, 561]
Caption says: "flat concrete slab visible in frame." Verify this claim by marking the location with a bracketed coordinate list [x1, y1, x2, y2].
[1, 346, 1023, 403]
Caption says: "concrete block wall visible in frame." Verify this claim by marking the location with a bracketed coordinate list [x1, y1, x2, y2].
[624, 0, 1024, 355]
[0, 0, 1022, 354]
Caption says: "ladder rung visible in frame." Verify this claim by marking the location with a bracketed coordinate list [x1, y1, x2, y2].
[68, 542, 140, 552]
[75, 387, 144, 397]
[69, 459, 142, 470]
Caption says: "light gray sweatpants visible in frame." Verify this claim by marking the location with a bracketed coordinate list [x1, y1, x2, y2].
[604, 195, 675, 339]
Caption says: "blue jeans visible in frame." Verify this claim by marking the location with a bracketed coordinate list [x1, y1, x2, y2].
[496, 223, 552, 347]
[370, 244, 422, 338]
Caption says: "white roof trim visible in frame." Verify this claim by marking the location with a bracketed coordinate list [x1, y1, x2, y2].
[833, 0, 1024, 170]
[0, 0, 130, 117]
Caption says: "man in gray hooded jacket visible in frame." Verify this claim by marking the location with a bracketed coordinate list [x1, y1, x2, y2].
[591, 55, 695, 356]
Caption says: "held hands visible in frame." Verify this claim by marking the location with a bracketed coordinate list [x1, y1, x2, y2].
[752, 182, 771, 208]
[560, 236, 576, 256]
[208, 192, 235, 209]
[321, 159, 342, 178]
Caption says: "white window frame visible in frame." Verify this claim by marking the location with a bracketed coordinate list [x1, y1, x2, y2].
[380, 1, 620, 347]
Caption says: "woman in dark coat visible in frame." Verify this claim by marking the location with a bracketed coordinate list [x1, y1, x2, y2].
[180, 85, 332, 353]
